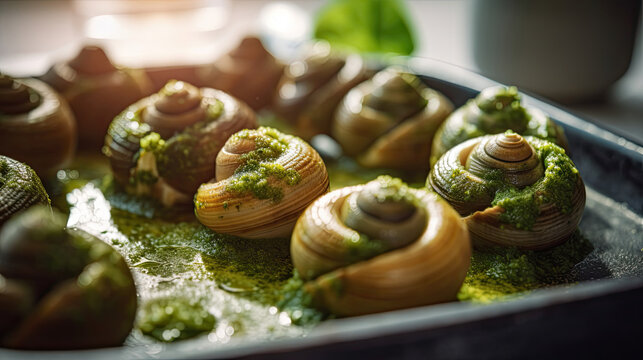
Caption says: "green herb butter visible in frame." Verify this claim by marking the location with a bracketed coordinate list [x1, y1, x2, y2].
[226, 127, 302, 202]
[439, 137, 578, 229]
[54, 150, 590, 344]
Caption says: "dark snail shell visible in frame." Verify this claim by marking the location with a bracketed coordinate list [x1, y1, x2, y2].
[0, 156, 50, 228]
[332, 67, 453, 171]
[291, 176, 470, 316]
[197, 36, 284, 110]
[428, 132, 585, 250]
[430, 86, 567, 166]
[195, 127, 329, 239]
[104, 80, 257, 206]
[0, 75, 76, 177]
[41, 45, 153, 150]
[0, 206, 137, 349]
[273, 41, 372, 140]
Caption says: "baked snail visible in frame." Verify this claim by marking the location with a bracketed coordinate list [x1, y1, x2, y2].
[0, 74, 76, 177]
[194, 127, 329, 239]
[0, 205, 137, 349]
[291, 176, 470, 316]
[428, 132, 585, 250]
[41, 45, 152, 150]
[430, 86, 567, 166]
[198, 36, 284, 110]
[0, 155, 49, 228]
[332, 67, 453, 171]
[273, 41, 372, 140]
[104, 80, 257, 207]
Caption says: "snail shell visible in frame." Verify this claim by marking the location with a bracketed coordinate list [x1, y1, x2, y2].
[428, 132, 585, 250]
[104, 80, 257, 206]
[0, 156, 50, 228]
[0, 75, 76, 177]
[273, 41, 372, 140]
[0, 205, 137, 349]
[41, 45, 152, 150]
[332, 67, 453, 171]
[198, 36, 284, 110]
[431, 86, 567, 166]
[195, 127, 329, 239]
[291, 176, 471, 316]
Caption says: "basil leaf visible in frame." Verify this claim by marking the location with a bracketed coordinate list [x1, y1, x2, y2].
[313, 0, 416, 55]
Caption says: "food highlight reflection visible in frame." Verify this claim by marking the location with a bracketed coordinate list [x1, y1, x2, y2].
[0, 0, 625, 352]
[65, 181, 319, 344]
[51, 146, 595, 346]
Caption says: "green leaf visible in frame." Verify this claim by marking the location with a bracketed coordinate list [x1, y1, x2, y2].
[313, 0, 416, 55]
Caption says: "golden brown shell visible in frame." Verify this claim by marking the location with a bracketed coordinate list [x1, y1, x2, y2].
[428, 133, 585, 250]
[195, 127, 329, 239]
[0, 206, 137, 349]
[273, 41, 372, 140]
[332, 67, 453, 171]
[291, 177, 471, 316]
[198, 36, 284, 110]
[0, 75, 76, 177]
[41, 45, 153, 150]
[104, 81, 257, 206]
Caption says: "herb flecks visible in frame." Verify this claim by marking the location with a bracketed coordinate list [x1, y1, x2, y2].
[226, 127, 302, 202]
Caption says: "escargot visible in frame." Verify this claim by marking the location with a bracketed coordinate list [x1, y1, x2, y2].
[194, 127, 329, 239]
[332, 67, 453, 171]
[0, 205, 137, 349]
[273, 41, 372, 140]
[0, 74, 76, 177]
[428, 132, 585, 250]
[291, 176, 470, 316]
[0, 155, 49, 228]
[104, 80, 257, 207]
[197, 36, 284, 110]
[430, 86, 567, 166]
[41, 45, 152, 150]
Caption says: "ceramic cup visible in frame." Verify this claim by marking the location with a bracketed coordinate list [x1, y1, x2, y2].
[472, 0, 641, 103]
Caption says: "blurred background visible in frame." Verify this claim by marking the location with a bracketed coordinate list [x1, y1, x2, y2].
[0, 0, 641, 143]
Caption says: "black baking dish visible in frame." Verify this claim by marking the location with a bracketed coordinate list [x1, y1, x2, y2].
[1, 57, 641, 360]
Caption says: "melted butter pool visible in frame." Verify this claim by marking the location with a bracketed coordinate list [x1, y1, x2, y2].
[58, 155, 598, 346]
[66, 181, 322, 345]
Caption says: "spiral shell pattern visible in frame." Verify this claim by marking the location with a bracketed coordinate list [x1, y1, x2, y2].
[274, 41, 372, 140]
[428, 133, 585, 250]
[430, 86, 567, 166]
[195, 127, 329, 239]
[0, 74, 41, 114]
[0, 206, 137, 349]
[104, 81, 257, 204]
[142, 80, 206, 138]
[0, 156, 50, 228]
[332, 67, 453, 171]
[0, 76, 76, 176]
[291, 176, 471, 316]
